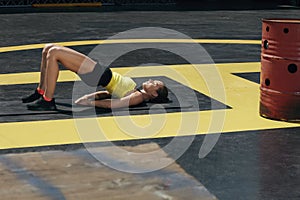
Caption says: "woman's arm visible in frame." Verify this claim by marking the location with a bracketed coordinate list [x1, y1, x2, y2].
[75, 90, 111, 105]
[94, 91, 112, 100]
[86, 90, 112, 100]
[90, 91, 144, 109]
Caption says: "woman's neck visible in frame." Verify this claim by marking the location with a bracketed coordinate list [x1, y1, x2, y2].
[139, 89, 152, 101]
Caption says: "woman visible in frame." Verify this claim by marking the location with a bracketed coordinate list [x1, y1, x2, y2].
[22, 44, 169, 111]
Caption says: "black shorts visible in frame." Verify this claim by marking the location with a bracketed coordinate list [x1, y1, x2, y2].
[78, 63, 112, 87]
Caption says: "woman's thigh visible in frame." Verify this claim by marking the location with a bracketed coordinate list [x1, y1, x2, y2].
[49, 45, 96, 74]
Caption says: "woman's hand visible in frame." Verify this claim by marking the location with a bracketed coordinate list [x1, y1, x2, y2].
[75, 95, 92, 106]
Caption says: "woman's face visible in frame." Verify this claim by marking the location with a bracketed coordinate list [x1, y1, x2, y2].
[142, 79, 164, 97]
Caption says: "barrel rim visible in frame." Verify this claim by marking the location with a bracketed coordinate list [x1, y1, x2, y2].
[262, 18, 300, 24]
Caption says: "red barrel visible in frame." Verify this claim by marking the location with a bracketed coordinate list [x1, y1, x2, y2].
[260, 19, 300, 121]
[262, 19, 300, 60]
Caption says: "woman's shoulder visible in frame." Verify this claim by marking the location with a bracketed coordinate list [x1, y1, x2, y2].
[120, 90, 144, 106]
[131, 89, 144, 98]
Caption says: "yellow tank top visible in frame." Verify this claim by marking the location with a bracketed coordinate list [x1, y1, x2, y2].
[105, 72, 137, 98]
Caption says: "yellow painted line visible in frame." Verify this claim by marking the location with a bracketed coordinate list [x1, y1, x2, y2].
[0, 70, 80, 85]
[196, 39, 260, 44]
[0, 39, 261, 53]
[0, 62, 257, 86]
[1, 62, 299, 150]
[32, 2, 102, 7]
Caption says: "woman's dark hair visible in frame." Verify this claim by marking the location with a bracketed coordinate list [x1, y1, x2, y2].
[150, 85, 169, 103]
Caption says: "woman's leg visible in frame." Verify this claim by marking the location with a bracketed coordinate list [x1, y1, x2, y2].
[24, 44, 98, 109]
[43, 44, 97, 99]
[38, 43, 55, 91]
[22, 44, 59, 103]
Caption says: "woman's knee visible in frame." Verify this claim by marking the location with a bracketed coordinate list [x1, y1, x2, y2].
[42, 43, 56, 56]
[46, 45, 62, 61]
